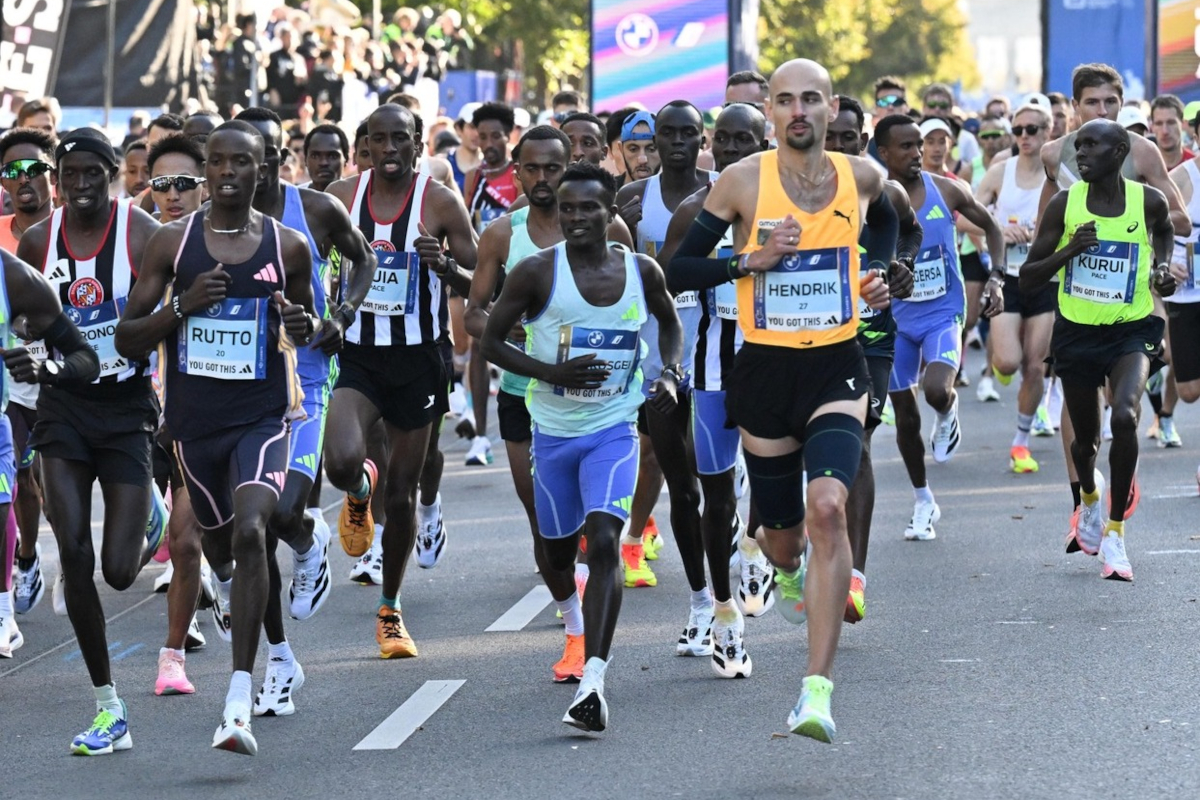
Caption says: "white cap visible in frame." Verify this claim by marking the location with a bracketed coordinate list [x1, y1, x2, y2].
[1021, 92, 1052, 109]
[1117, 106, 1149, 130]
[513, 107, 531, 129]
[457, 102, 483, 124]
[919, 118, 954, 140]
[536, 109, 553, 125]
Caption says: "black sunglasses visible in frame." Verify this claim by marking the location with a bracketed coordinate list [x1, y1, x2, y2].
[1012, 124, 1043, 137]
[0, 159, 53, 181]
[150, 175, 206, 192]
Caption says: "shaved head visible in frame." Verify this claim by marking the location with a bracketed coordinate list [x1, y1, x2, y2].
[769, 59, 834, 101]
[766, 58, 838, 152]
[716, 103, 766, 140]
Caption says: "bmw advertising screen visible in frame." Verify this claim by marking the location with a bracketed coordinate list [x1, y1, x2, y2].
[590, 0, 730, 113]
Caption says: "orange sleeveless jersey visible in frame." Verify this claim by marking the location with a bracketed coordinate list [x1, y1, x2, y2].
[736, 150, 861, 349]
[0, 216, 19, 254]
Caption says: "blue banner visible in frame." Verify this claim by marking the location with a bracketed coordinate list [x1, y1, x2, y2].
[1044, 0, 1149, 99]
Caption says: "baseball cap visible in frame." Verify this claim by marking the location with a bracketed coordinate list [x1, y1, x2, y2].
[512, 107, 531, 129]
[457, 102, 483, 125]
[918, 118, 954, 140]
[1020, 92, 1052, 109]
[620, 110, 655, 141]
[1117, 106, 1149, 131]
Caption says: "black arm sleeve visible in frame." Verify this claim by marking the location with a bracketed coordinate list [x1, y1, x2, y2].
[896, 215, 923, 264]
[667, 209, 740, 293]
[859, 190, 899, 272]
[41, 313, 101, 385]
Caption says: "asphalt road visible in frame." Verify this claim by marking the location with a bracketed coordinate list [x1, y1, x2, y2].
[5, 346, 1200, 799]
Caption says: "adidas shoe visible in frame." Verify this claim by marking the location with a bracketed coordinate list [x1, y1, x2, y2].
[254, 658, 306, 716]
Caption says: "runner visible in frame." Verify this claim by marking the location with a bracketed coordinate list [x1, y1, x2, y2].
[121, 140, 150, 200]
[1021, 118, 1175, 582]
[670, 59, 898, 741]
[480, 160, 683, 731]
[0, 128, 55, 620]
[116, 119, 318, 755]
[560, 112, 610, 166]
[1166, 123, 1200, 487]
[1048, 93, 1073, 140]
[322, 103, 477, 659]
[875, 114, 1006, 540]
[974, 104, 1057, 473]
[14, 127, 167, 753]
[725, 71, 769, 108]
[303, 123, 350, 192]
[824, 96, 918, 622]
[657, 102, 770, 675]
[182, 111, 223, 148]
[466, 124, 632, 681]
[444, 102, 482, 192]
[619, 111, 661, 185]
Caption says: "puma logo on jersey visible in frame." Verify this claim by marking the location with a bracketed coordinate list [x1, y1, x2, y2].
[833, 209, 853, 226]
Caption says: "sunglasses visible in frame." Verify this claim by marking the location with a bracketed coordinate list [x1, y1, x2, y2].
[0, 159, 53, 181]
[876, 95, 905, 108]
[925, 100, 952, 110]
[978, 131, 1005, 140]
[150, 175, 206, 192]
[1012, 124, 1043, 137]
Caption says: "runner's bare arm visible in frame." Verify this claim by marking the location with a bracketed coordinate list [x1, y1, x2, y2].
[1, 250, 98, 385]
[464, 216, 511, 339]
[419, 183, 478, 296]
[1038, 138, 1065, 218]
[115, 223, 195, 360]
[1145, 186, 1177, 298]
[640, 252, 683, 413]
[313, 190, 377, 313]
[1020, 192, 1079, 292]
[1133, 137, 1190, 236]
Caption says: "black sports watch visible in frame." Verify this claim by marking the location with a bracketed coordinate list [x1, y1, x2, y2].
[333, 303, 357, 329]
[661, 363, 684, 383]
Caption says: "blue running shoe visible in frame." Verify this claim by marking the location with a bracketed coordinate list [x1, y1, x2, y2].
[71, 702, 132, 755]
[788, 675, 836, 743]
[147, 482, 169, 562]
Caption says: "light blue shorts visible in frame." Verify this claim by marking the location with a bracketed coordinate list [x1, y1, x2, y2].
[531, 422, 639, 539]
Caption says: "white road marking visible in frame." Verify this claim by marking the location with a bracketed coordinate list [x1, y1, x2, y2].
[995, 620, 1038, 624]
[353, 680, 466, 750]
[486, 585, 553, 632]
[1145, 549, 1200, 555]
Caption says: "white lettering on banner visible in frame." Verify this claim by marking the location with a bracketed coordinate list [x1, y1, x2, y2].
[1, 0, 67, 118]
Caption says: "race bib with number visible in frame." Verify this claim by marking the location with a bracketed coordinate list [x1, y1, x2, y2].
[1006, 244, 1029, 276]
[361, 250, 420, 316]
[1064, 241, 1138, 304]
[910, 244, 950, 302]
[751, 247, 853, 333]
[476, 206, 506, 232]
[66, 298, 130, 378]
[178, 297, 269, 380]
[553, 325, 640, 403]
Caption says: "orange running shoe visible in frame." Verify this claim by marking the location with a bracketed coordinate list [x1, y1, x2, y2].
[552, 633, 585, 682]
[844, 575, 865, 624]
[375, 605, 418, 658]
[643, 516, 662, 561]
[339, 459, 378, 557]
[1106, 474, 1140, 520]
[621, 542, 657, 587]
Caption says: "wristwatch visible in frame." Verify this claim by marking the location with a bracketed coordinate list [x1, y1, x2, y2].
[42, 359, 61, 383]
[333, 303, 356, 328]
[661, 363, 684, 383]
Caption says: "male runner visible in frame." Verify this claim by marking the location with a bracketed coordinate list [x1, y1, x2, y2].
[444, 102, 482, 192]
[657, 102, 770, 675]
[876, 114, 1006, 540]
[0, 129, 55, 619]
[1166, 135, 1200, 487]
[561, 113, 610, 166]
[975, 104, 1057, 473]
[117, 119, 318, 755]
[670, 59, 897, 741]
[1149, 95, 1193, 171]
[303, 123, 350, 192]
[615, 101, 713, 604]
[323, 104, 477, 658]
[824, 96, 919, 622]
[619, 111, 661, 185]
[183, 111, 223, 148]
[121, 140, 151, 199]
[481, 161, 683, 731]
[725, 71, 769, 108]
[467, 124, 632, 681]
[1048, 93, 1073, 140]
[15, 127, 167, 754]
[148, 135, 208, 223]
[1021, 118, 1175, 582]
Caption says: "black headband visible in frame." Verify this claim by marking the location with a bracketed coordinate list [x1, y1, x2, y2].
[55, 132, 118, 167]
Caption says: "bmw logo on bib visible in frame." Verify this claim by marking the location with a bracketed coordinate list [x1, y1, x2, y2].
[66, 306, 82, 324]
[588, 330, 606, 347]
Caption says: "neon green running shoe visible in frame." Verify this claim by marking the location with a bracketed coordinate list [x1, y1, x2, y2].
[788, 675, 836, 743]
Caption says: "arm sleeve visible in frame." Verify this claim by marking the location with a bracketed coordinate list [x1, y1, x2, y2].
[667, 209, 740, 293]
[41, 312, 101, 385]
[860, 190, 899, 272]
[896, 215, 923, 264]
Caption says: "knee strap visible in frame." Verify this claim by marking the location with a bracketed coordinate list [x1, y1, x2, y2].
[742, 448, 805, 530]
[804, 413, 864, 489]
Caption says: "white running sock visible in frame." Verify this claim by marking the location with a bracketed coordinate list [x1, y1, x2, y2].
[582, 656, 608, 688]
[713, 598, 738, 622]
[690, 587, 713, 610]
[620, 532, 643, 546]
[268, 640, 295, 663]
[739, 533, 762, 557]
[226, 671, 253, 710]
[0, 590, 12, 618]
[94, 683, 123, 716]
[914, 485, 935, 504]
[555, 593, 584, 636]
[160, 647, 185, 660]
[417, 493, 441, 521]
[851, 568, 866, 589]
[1013, 413, 1034, 448]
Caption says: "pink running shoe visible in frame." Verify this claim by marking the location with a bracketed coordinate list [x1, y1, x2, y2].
[155, 649, 195, 696]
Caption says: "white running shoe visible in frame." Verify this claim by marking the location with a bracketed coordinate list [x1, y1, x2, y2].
[976, 375, 1000, 403]
[1101, 406, 1113, 441]
[734, 448, 748, 500]
[904, 498, 941, 541]
[253, 658, 306, 717]
[348, 537, 384, 585]
[197, 562, 215, 609]
[728, 512, 743, 568]
[1099, 532, 1133, 581]
[710, 610, 752, 678]
[1075, 471, 1106, 556]
[288, 511, 332, 620]
[184, 614, 206, 651]
[1158, 416, 1183, 448]
[415, 495, 448, 569]
[212, 705, 257, 756]
[153, 560, 174, 593]
[208, 571, 232, 643]
[735, 541, 776, 617]
[447, 382, 468, 418]
[675, 605, 715, 656]
[14, 542, 45, 614]
[464, 435, 493, 466]
[563, 660, 609, 732]
[930, 397, 961, 463]
[0, 611, 24, 658]
[53, 570, 68, 616]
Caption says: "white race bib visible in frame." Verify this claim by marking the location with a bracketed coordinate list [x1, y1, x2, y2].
[66, 298, 129, 378]
[712, 281, 739, 320]
[910, 244, 949, 302]
[674, 291, 698, 309]
[361, 250, 420, 316]
[751, 247, 853, 332]
[1064, 241, 1138, 304]
[1006, 244, 1029, 277]
[553, 325, 640, 403]
[179, 297, 269, 380]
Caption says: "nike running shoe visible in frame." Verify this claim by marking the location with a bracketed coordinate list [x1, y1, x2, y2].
[154, 649, 195, 696]
[184, 614, 206, 651]
[736, 541, 775, 617]
[1099, 532, 1133, 582]
[208, 571, 232, 643]
[976, 375, 1000, 402]
[775, 554, 808, 625]
[1073, 472, 1106, 556]
[711, 610, 752, 678]
[1032, 406, 1056, 437]
[254, 658, 306, 716]
[13, 542, 45, 614]
[153, 560, 173, 593]
[465, 435, 493, 466]
[0, 611, 24, 658]
[930, 397, 961, 463]
[415, 496, 448, 569]
[552, 633, 585, 683]
[904, 498, 941, 541]
[844, 575, 866, 624]
[71, 702, 131, 755]
[338, 459, 378, 557]
[676, 605, 715, 656]
[1010, 445, 1039, 474]
[376, 606, 418, 658]
[289, 511, 332, 620]
[643, 516, 662, 561]
[788, 675, 836, 743]
[212, 705, 257, 756]
[53, 570, 67, 616]
[880, 397, 895, 427]
[621, 542, 656, 587]
[1104, 472, 1139, 521]
[1158, 416, 1182, 448]
[146, 482, 169, 562]
[563, 674, 608, 732]
[349, 537, 383, 585]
